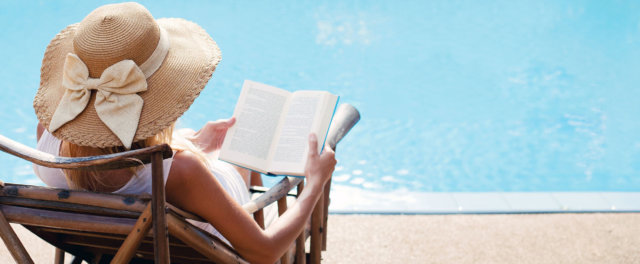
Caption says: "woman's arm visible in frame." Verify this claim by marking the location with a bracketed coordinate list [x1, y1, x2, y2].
[166, 134, 334, 264]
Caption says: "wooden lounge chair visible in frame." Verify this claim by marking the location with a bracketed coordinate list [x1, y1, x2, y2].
[0, 104, 360, 264]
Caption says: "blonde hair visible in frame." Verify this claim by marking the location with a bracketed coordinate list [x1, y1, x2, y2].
[61, 124, 209, 192]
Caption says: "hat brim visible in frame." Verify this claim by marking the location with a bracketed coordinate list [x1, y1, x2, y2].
[34, 18, 221, 148]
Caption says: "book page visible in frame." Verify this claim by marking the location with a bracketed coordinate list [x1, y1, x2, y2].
[269, 91, 337, 175]
[219, 80, 291, 171]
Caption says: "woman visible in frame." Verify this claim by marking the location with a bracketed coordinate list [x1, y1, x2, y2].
[32, 3, 335, 263]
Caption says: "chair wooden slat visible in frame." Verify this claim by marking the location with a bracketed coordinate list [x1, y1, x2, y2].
[0, 196, 141, 219]
[1, 204, 137, 235]
[0, 183, 147, 213]
[35, 227, 194, 249]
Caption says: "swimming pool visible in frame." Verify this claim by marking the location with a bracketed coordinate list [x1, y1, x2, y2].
[1, 1, 639, 212]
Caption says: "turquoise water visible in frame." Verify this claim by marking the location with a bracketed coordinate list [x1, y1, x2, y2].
[1, 1, 640, 194]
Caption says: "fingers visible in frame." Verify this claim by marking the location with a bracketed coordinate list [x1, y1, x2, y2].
[308, 133, 318, 157]
[321, 146, 336, 165]
[204, 118, 235, 133]
[216, 117, 235, 129]
[226, 117, 236, 126]
[323, 145, 335, 155]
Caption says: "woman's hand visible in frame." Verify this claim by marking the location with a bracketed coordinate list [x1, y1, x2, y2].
[187, 117, 236, 153]
[304, 133, 336, 190]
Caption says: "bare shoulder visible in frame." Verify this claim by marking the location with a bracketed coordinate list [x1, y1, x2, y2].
[170, 150, 208, 175]
[166, 150, 212, 194]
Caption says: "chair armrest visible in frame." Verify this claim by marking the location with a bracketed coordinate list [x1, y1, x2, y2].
[249, 186, 298, 197]
[325, 104, 360, 151]
[0, 134, 173, 170]
[242, 177, 303, 214]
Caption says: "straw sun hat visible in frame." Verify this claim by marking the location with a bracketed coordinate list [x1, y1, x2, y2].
[33, 2, 221, 149]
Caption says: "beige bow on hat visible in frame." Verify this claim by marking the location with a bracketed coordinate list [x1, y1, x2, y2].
[49, 53, 147, 149]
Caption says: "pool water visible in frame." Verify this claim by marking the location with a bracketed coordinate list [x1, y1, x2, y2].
[1, 1, 640, 207]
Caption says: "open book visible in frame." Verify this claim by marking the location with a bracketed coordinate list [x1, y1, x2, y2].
[219, 80, 339, 176]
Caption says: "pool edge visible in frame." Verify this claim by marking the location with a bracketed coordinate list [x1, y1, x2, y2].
[328, 188, 640, 214]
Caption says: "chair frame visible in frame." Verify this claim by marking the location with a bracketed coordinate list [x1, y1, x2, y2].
[0, 136, 329, 264]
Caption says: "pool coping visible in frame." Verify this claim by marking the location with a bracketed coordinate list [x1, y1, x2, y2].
[328, 190, 640, 214]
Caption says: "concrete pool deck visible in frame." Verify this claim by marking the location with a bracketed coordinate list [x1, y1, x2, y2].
[2, 213, 639, 263]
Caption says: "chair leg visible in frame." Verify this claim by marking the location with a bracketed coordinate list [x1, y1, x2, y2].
[310, 191, 324, 264]
[54, 247, 65, 264]
[250, 172, 266, 229]
[0, 207, 34, 264]
[322, 178, 331, 251]
[254, 209, 265, 229]
[277, 196, 291, 264]
[294, 182, 306, 264]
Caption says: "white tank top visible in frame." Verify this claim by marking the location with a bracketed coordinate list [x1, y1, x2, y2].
[33, 129, 253, 245]
[33, 130, 174, 195]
